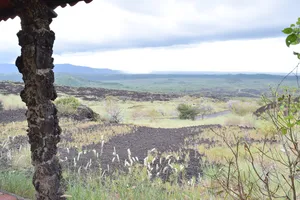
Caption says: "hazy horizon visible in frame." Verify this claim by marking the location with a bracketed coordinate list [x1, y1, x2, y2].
[0, 63, 290, 76]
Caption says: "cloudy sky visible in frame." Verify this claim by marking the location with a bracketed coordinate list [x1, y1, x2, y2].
[1, 0, 300, 73]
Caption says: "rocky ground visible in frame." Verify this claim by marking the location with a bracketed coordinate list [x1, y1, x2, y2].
[0, 109, 26, 124]
[0, 106, 220, 181]
[0, 81, 261, 183]
[0, 81, 179, 102]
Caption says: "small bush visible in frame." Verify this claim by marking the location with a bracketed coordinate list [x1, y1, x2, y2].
[55, 96, 81, 115]
[104, 96, 123, 124]
[177, 104, 199, 120]
[198, 104, 213, 119]
[55, 96, 80, 109]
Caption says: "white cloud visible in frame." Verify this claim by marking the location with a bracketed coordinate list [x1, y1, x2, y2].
[1, 0, 300, 73]
[0, 18, 20, 54]
[51, 0, 300, 52]
[54, 37, 300, 73]
[2, 0, 299, 54]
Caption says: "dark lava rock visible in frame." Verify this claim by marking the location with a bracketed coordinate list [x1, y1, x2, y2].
[75, 105, 99, 121]
[0, 109, 26, 123]
[59, 104, 100, 122]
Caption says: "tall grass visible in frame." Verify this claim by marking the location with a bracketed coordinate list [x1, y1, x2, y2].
[0, 94, 26, 110]
[0, 171, 35, 199]
[227, 100, 259, 116]
[0, 168, 212, 200]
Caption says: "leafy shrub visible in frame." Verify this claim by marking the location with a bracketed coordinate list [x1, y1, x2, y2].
[55, 96, 81, 115]
[177, 104, 199, 120]
[55, 96, 80, 109]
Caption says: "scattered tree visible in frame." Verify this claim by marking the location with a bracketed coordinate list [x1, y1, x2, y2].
[177, 103, 200, 120]
[198, 104, 213, 119]
[104, 96, 123, 123]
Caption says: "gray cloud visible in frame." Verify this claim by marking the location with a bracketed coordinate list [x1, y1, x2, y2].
[53, 0, 300, 53]
[1, 0, 300, 56]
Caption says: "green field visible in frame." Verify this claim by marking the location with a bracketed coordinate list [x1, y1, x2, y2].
[55, 74, 300, 96]
[1, 73, 299, 97]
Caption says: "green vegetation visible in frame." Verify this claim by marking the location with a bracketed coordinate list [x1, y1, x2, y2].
[55, 96, 81, 109]
[0, 171, 35, 199]
[2, 18, 300, 200]
[177, 103, 199, 120]
[0, 168, 213, 200]
[54, 74, 299, 96]
[1, 88, 300, 199]
[0, 73, 295, 96]
[55, 96, 81, 115]
[282, 17, 300, 49]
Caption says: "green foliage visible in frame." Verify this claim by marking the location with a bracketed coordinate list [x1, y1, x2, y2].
[0, 171, 35, 199]
[177, 103, 199, 120]
[282, 18, 300, 58]
[55, 96, 80, 109]
[271, 92, 300, 135]
[32, 74, 300, 96]
[55, 96, 81, 115]
[0, 168, 208, 200]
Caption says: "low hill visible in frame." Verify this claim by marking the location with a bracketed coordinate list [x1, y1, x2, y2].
[0, 63, 121, 75]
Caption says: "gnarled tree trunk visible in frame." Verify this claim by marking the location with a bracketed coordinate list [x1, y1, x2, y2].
[12, 0, 65, 199]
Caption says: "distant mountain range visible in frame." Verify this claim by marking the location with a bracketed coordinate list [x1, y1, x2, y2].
[0, 63, 121, 75]
[151, 71, 288, 76]
[0, 63, 296, 95]
[0, 63, 289, 76]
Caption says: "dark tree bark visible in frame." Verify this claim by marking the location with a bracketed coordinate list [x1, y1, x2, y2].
[11, 0, 65, 199]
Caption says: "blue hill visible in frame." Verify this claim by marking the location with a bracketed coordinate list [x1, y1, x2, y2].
[0, 63, 121, 74]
